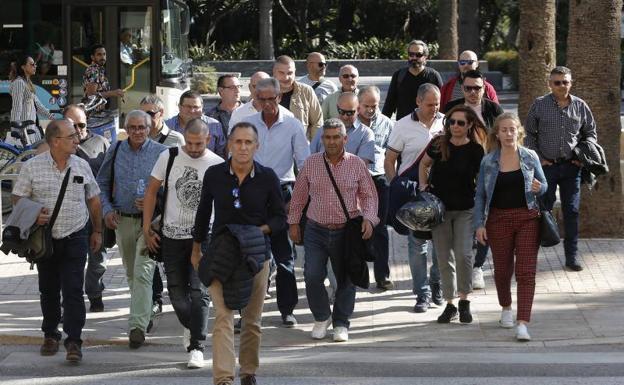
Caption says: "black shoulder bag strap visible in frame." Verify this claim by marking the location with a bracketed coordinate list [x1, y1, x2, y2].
[322, 156, 350, 221]
[311, 81, 321, 90]
[159, 146, 179, 228]
[108, 141, 122, 202]
[49, 167, 72, 229]
[157, 132, 169, 144]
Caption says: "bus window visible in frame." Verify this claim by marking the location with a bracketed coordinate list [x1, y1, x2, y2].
[161, 0, 190, 80]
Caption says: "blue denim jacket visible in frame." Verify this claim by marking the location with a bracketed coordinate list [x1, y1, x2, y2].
[473, 146, 548, 230]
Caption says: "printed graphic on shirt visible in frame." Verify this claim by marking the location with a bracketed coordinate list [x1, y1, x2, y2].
[163, 166, 203, 238]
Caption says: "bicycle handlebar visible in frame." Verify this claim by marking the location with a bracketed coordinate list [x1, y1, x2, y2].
[10, 120, 36, 129]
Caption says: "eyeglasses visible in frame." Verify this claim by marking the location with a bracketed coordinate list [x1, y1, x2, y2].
[127, 125, 147, 132]
[221, 84, 243, 90]
[340, 74, 357, 79]
[408, 52, 426, 58]
[458, 60, 476, 66]
[448, 118, 467, 127]
[232, 187, 242, 209]
[73, 122, 87, 129]
[552, 80, 571, 86]
[317, 62, 327, 68]
[145, 110, 160, 117]
[337, 108, 356, 116]
[464, 85, 483, 93]
[57, 132, 80, 140]
[256, 96, 278, 104]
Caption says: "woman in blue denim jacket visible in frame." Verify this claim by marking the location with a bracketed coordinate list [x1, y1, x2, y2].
[473, 113, 547, 342]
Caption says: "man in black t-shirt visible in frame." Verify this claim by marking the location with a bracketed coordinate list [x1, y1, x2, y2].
[382, 40, 443, 120]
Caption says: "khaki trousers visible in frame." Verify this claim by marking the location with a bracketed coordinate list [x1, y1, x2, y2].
[209, 260, 269, 385]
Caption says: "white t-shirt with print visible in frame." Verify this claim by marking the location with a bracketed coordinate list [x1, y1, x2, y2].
[386, 112, 445, 175]
[151, 147, 224, 239]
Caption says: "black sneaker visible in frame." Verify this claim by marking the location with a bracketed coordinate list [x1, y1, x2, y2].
[282, 314, 297, 328]
[413, 296, 430, 313]
[241, 374, 257, 385]
[437, 303, 458, 323]
[89, 297, 104, 312]
[458, 299, 473, 324]
[565, 263, 583, 272]
[376, 279, 394, 291]
[129, 328, 145, 349]
[430, 282, 443, 306]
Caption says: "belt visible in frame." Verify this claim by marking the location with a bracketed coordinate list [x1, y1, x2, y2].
[552, 157, 570, 164]
[119, 212, 142, 218]
[308, 218, 346, 230]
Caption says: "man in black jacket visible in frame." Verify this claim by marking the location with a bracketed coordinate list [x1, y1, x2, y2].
[191, 122, 286, 385]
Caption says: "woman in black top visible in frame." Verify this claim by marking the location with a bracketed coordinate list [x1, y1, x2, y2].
[419, 105, 486, 324]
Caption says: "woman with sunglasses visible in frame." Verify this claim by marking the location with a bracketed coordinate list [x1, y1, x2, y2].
[418, 105, 486, 324]
[9, 54, 55, 146]
[473, 113, 547, 341]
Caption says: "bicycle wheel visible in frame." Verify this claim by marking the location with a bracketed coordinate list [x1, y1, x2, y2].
[0, 143, 19, 214]
[0, 143, 19, 172]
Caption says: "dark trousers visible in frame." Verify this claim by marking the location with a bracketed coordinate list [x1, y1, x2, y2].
[271, 183, 298, 317]
[542, 162, 581, 264]
[372, 175, 390, 282]
[161, 236, 210, 351]
[152, 265, 163, 305]
[38, 226, 88, 346]
[84, 221, 106, 299]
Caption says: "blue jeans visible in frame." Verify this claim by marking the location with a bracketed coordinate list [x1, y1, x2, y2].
[84, 221, 106, 299]
[407, 233, 440, 299]
[38, 226, 88, 345]
[542, 162, 581, 263]
[161, 236, 210, 351]
[271, 183, 298, 317]
[372, 175, 390, 282]
[303, 221, 355, 329]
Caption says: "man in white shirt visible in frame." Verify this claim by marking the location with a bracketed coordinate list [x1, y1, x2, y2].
[142, 118, 224, 369]
[298, 52, 337, 103]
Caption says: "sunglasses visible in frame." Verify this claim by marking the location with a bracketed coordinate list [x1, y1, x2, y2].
[464, 85, 483, 92]
[337, 108, 356, 117]
[73, 122, 87, 129]
[458, 59, 476, 66]
[553, 80, 571, 86]
[408, 52, 426, 58]
[448, 118, 467, 127]
[340, 74, 357, 79]
[145, 110, 160, 117]
[232, 187, 242, 209]
[316, 62, 327, 68]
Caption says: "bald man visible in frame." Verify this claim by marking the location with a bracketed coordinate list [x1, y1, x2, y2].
[321, 65, 360, 120]
[298, 52, 337, 103]
[440, 50, 499, 109]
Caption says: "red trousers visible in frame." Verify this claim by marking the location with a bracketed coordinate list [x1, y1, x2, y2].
[486, 207, 540, 322]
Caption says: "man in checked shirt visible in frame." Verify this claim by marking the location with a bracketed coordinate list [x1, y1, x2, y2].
[525, 66, 597, 272]
[288, 118, 378, 343]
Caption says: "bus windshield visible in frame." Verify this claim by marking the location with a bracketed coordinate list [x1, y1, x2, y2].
[161, 0, 190, 79]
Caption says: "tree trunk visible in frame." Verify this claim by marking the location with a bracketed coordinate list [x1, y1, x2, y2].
[517, 0, 556, 121]
[335, 0, 356, 43]
[567, 0, 623, 237]
[458, 0, 479, 54]
[259, 0, 274, 59]
[437, 0, 458, 59]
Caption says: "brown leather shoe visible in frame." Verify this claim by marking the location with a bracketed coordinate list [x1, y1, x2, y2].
[40, 337, 59, 356]
[65, 341, 82, 363]
[240, 374, 257, 385]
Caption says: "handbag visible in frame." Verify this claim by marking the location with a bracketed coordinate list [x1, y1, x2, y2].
[148, 147, 179, 262]
[22, 167, 72, 267]
[538, 198, 560, 247]
[322, 157, 373, 290]
[102, 141, 122, 248]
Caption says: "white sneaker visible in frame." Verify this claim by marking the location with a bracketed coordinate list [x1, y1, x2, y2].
[333, 326, 349, 342]
[516, 324, 531, 342]
[499, 309, 514, 328]
[182, 328, 191, 350]
[187, 349, 204, 368]
[472, 267, 485, 289]
[311, 318, 332, 340]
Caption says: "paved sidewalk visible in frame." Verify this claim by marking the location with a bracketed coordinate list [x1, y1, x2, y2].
[1, 231, 623, 348]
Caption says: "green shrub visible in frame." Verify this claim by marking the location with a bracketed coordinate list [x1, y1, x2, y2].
[484, 50, 519, 87]
[191, 64, 217, 94]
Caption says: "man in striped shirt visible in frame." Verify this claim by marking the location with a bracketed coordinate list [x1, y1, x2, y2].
[288, 118, 378, 343]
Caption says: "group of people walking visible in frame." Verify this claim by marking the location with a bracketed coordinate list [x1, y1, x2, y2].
[6, 38, 601, 385]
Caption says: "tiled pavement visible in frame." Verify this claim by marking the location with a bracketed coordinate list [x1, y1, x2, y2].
[1, 230, 623, 348]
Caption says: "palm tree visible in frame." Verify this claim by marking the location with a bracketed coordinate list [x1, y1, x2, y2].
[566, 0, 623, 237]
[437, 0, 458, 60]
[458, 0, 479, 54]
[259, 0, 274, 59]
[517, 0, 556, 121]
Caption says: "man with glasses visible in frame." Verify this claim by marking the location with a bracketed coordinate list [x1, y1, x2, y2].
[322, 65, 360, 120]
[443, 70, 504, 129]
[97, 110, 167, 349]
[298, 52, 337, 103]
[382, 40, 443, 120]
[525, 66, 597, 272]
[141, 94, 185, 147]
[207, 74, 242, 138]
[63, 104, 110, 313]
[440, 50, 499, 109]
[245, 77, 310, 328]
[191, 122, 286, 385]
[165, 91, 227, 158]
[273, 55, 323, 141]
[12, 119, 103, 362]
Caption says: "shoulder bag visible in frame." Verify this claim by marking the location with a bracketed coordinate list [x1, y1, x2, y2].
[538, 197, 560, 247]
[148, 147, 178, 262]
[102, 141, 122, 248]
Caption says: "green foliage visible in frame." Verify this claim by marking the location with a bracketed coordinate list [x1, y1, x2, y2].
[189, 42, 259, 61]
[190, 64, 217, 94]
[484, 50, 519, 87]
